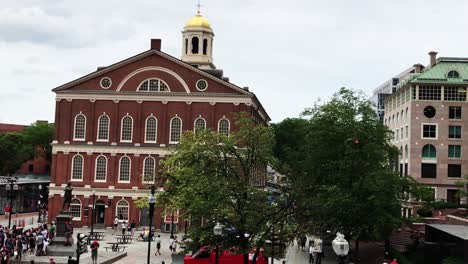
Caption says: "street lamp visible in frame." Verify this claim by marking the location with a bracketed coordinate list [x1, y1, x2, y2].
[213, 222, 224, 264]
[147, 185, 156, 264]
[38, 184, 42, 223]
[332, 233, 350, 264]
[5, 179, 18, 229]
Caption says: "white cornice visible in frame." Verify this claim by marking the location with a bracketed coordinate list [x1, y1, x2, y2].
[49, 186, 162, 199]
[52, 144, 174, 156]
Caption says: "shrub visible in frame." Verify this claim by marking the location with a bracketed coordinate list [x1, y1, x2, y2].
[442, 257, 463, 264]
[431, 201, 468, 209]
[416, 208, 433, 217]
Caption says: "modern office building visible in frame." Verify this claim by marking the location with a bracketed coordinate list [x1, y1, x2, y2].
[47, 9, 270, 229]
[384, 51, 467, 206]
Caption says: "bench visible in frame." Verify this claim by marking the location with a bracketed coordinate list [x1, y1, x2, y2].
[103, 246, 127, 252]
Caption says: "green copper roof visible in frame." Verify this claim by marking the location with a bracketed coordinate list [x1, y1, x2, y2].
[411, 58, 468, 84]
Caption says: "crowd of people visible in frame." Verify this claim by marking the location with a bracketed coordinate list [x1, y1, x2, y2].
[0, 223, 56, 263]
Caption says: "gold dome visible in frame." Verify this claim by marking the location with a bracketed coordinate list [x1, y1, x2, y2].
[184, 13, 211, 29]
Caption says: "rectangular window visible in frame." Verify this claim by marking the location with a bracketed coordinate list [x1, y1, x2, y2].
[449, 106, 462, 119]
[448, 164, 461, 178]
[447, 189, 460, 204]
[421, 163, 437, 178]
[405, 125, 409, 139]
[419, 85, 441, 100]
[444, 87, 467, 101]
[449, 126, 462, 139]
[396, 128, 399, 141]
[412, 86, 417, 100]
[400, 128, 404, 140]
[422, 124, 437, 138]
[448, 145, 461, 158]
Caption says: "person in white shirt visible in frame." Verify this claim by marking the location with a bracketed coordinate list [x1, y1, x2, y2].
[121, 221, 126, 235]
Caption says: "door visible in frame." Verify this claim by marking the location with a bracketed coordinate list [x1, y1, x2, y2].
[95, 201, 106, 224]
[139, 208, 150, 226]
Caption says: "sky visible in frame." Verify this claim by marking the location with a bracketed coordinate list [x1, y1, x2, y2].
[2, 0, 468, 124]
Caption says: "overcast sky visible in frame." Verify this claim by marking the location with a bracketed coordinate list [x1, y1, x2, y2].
[2, 0, 468, 124]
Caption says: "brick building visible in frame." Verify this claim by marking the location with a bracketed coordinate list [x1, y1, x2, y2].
[384, 52, 468, 214]
[48, 10, 270, 230]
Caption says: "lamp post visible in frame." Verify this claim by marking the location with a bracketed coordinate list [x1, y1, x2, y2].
[213, 222, 224, 264]
[147, 185, 156, 264]
[38, 184, 42, 223]
[5, 179, 18, 229]
[90, 189, 96, 238]
[332, 233, 350, 264]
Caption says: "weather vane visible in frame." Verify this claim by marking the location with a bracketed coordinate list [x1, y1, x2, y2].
[196, 0, 203, 14]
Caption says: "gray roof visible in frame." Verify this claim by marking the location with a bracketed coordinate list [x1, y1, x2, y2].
[428, 224, 468, 240]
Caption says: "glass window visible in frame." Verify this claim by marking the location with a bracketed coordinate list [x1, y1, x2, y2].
[121, 116, 133, 142]
[447, 189, 460, 204]
[448, 164, 461, 178]
[448, 145, 461, 158]
[423, 106, 436, 118]
[116, 200, 129, 220]
[119, 156, 131, 182]
[143, 157, 156, 183]
[419, 85, 441, 100]
[97, 115, 110, 141]
[138, 79, 169, 92]
[396, 128, 399, 141]
[71, 155, 83, 180]
[421, 163, 437, 178]
[405, 125, 409, 139]
[95, 156, 107, 181]
[444, 87, 466, 101]
[194, 118, 206, 133]
[400, 128, 403, 140]
[449, 106, 462, 119]
[447, 70, 460, 78]
[422, 144, 436, 158]
[74, 114, 86, 140]
[449, 126, 462, 139]
[404, 145, 408, 159]
[170, 117, 182, 143]
[422, 124, 437, 138]
[145, 116, 158, 143]
[218, 119, 230, 137]
[70, 199, 81, 219]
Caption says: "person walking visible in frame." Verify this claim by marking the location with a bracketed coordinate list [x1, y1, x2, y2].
[15, 235, 23, 260]
[29, 235, 36, 255]
[130, 220, 136, 236]
[121, 221, 126, 235]
[113, 217, 119, 234]
[312, 239, 323, 264]
[36, 232, 44, 256]
[90, 239, 100, 264]
[308, 242, 314, 263]
[154, 235, 161, 256]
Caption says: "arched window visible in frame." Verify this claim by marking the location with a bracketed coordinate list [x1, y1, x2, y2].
[70, 198, 82, 219]
[74, 114, 86, 140]
[203, 39, 208, 55]
[97, 114, 110, 141]
[71, 154, 84, 180]
[422, 144, 437, 158]
[116, 200, 129, 221]
[119, 156, 131, 182]
[185, 38, 188, 54]
[405, 145, 408, 159]
[138, 79, 169, 92]
[396, 113, 399, 124]
[405, 107, 408, 121]
[170, 117, 182, 143]
[400, 110, 404, 122]
[191, 36, 199, 54]
[120, 115, 133, 142]
[400, 146, 403, 159]
[447, 70, 460, 78]
[218, 118, 230, 137]
[95, 155, 107, 182]
[145, 116, 158, 143]
[194, 117, 206, 134]
[143, 156, 156, 183]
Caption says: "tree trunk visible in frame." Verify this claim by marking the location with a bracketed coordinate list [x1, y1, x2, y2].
[354, 240, 360, 263]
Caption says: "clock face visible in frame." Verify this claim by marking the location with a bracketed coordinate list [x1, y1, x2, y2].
[424, 106, 436, 118]
[196, 80, 208, 91]
[101, 77, 112, 89]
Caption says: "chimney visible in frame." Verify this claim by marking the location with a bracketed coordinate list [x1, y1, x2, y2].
[428, 51, 438, 67]
[413, 63, 424, 73]
[151, 39, 161, 51]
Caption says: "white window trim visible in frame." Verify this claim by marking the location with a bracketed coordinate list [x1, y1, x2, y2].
[169, 116, 183, 144]
[118, 156, 131, 183]
[137, 78, 171, 92]
[195, 79, 208, 91]
[421, 123, 438, 140]
[71, 154, 84, 182]
[96, 114, 110, 142]
[144, 115, 158, 143]
[100, 77, 112, 89]
[142, 156, 156, 184]
[73, 113, 86, 141]
[115, 199, 130, 220]
[94, 155, 108, 182]
[431, 187, 438, 201]
[70, 198, 82, 221]
[120, 114, 134, 143]
[218, 118, 230, 136]
[193, 117, 207, 133]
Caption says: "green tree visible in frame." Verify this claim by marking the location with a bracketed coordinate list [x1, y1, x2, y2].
[160, 114, 291, 264]
[273, 88, 426, 257]
[22, 122, 54, 162]
[0, 132, 33, 175]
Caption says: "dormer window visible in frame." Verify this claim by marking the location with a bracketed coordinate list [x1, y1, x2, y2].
[447, 70, 460, 78]
[138, 79, 169, 92]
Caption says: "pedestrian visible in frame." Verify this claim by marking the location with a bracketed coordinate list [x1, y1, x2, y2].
[130, 220, 136, 236]
[49, 222, 56, 244]
[390, 259, 398, 264]
[29, 235, 36, 255]
[15, 235, 23, 260]
[113, 217, 119, 234]
[126, 222, 132, 235]
[4, 205, 10, 220]
[121, 221, 126, 235]
[21, 235, 28, 255]
[171, 236, 177, 253]
[312, 239, 323, 264]
[154, 235, 161, 256]
[308, 242, 314, 263]
[90, 239, 100, 264]
[36, 232, 44, 256]
[49, 257, 56, 264]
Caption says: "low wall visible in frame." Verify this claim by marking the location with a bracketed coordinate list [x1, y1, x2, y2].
[446, 215, 468, 226]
